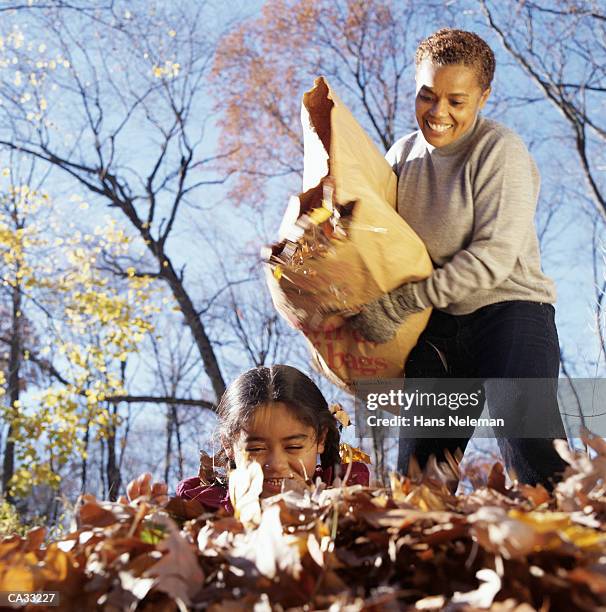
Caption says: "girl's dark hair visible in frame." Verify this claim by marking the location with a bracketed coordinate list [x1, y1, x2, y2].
[416, 28, 496, 91]
[217, 365, 341, 470]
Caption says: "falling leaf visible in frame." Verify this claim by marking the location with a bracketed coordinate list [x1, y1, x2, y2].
[329, 403, 351, 427]
[307, 206, 332, 225]
[338, 443, 370, 464]
[228, 460, 263, 525]
[198, 450, 225, 485]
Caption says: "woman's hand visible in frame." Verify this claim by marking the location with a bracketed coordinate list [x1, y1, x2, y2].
[349, 282, 427, 343]
[119, 472, 169, 506]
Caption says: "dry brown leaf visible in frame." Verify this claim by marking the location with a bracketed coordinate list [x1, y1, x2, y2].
[23, 526, 46, 552]
[567, 564, 606, 595]
[0, 561, 36, 591]
[165, 496, 206, 521]
[198, 450, 226, 486]
[403, 483, 448, 511]
[487, 461, 508, 494]
[468, 506, 539, 559]
[5, 427, 606, 610]
[518, 483, 551, 507]
[360, 508, 456, 529]
[76, 497, 135, 528]
[144, 513, 204, 605]
[509, 509, 606, 551]
[330, 403, 351, 427]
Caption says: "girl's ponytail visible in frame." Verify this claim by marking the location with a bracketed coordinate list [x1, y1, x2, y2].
[320, 421, 341, 469]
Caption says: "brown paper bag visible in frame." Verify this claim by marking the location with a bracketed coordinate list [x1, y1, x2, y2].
[265, 77, 433, 390]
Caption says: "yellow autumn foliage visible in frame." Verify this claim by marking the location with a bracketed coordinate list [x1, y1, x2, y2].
[0, 182, 160, 497]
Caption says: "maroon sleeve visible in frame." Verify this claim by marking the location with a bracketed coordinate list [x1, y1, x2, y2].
[338, 461, 370, 486]
[319, 462, 370, 486]
[175, 476, 232, 513]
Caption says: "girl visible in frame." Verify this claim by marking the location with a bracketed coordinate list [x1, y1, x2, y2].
[351, 28, 568, 490]
[129, 365, 369, 512]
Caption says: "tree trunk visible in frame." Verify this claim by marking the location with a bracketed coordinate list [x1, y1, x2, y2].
[164, 405, 174, 484]
[81, 422, 90, 494]
[159, 256, 226, 402]
[105, 404, 121, 501]
[2, 285, 21, 501]
[174, 405, 184, 480]
[99, 438, 107, 499]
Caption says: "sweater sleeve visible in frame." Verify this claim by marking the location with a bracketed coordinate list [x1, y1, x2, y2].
[341, 461, 370, 486]
[410, 133, 540, 310]
[318, 461, 370, 486]
[175, 476, 232, 513]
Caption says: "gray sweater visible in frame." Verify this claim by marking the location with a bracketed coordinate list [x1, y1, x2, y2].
[386, 115, 556, 315]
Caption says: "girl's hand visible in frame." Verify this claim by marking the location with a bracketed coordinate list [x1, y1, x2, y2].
[119, 472, 169, 506]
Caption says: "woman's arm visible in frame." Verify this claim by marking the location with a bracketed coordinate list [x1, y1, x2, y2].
[352, 131, 542, 342]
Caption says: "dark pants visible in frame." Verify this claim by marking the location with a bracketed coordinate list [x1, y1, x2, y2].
[398, 300, 568, 489]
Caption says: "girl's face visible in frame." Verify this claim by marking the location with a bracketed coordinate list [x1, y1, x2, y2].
[415, 60, 491, 148]
[228, 401, 326, 497]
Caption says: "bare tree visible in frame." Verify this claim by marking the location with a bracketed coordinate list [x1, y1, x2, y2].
[480, 0, 605, 219]
[211, 0, 438, 209]
[0, 2, 231, 404]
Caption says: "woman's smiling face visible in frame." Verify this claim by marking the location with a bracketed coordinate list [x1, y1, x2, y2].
[415, 60, 491, 148]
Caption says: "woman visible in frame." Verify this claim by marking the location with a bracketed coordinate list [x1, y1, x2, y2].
[351, 28, 568, 489]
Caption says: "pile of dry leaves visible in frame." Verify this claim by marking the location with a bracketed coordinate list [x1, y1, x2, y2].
[3, 433, 606, 611]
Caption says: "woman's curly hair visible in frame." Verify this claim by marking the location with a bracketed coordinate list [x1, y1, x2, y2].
[416, 28, 496, 91]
